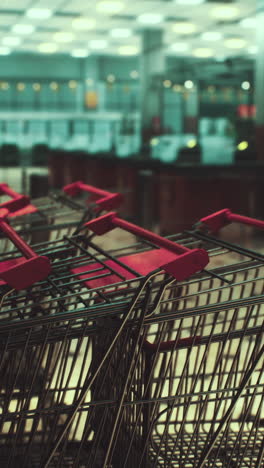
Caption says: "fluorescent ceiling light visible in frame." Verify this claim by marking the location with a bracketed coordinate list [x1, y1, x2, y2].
[17, 82, 26, 91]
[11, 24, 35, 34]
[110, 28, 132, 38]
[38, 42, 58, 53]
[53, 32, 75, 43]
[193, 47, 214, 58]
[163, 80, 172, 88]
[237, 141, 248, 151]
[96, 1, 124, 14]
[0, 47, 11, 55]
[118, 45, 139, 55]
[169, 42, 189, 52]
[33, 83, 41, 91]
[240, 17, 257, 28]
[224, 38, 247, 49]
[175, 0, 205, 4]
[187, 139, 197, 148]
[2, 36, 21, 46]
[172, 22, 196, 34]
[184, 80, 194, 89]
[137, 13, 163, 25]
[26, 8, 52, 19]
[89, 39, 108, 49]
[130, 70, 139, 79]
[72, 18, 96, 30]
[71, 49, 90, 58]
[150, 138, 159, 147]
[107, 74, 116, 82]
[241, 81, 251, 90]
[69, 80, 78, 89]
[201, 31, 222, 41]
[248, 45, 257, 54]
[210, 6, 239, 20]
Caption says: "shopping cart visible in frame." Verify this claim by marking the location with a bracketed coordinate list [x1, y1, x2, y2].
[0, 209, 263, 467]
[0, 181, 123, 246]
[70, 210, 263, 468]
[0, 209, 208, 467]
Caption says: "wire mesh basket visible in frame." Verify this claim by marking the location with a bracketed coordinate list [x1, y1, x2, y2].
[0, 181, 123, 247]
[0, 208, 263, 467]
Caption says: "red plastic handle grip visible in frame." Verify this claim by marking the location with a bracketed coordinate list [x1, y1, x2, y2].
[0, 183, 22, 198]
[0, 183, 30, 213]
[0, 209, 51, 290]
[86, 212, 190, 254]
[86, 213, 209, 281]
[63, 181, 124, 211]
[200, 209, 264, 233]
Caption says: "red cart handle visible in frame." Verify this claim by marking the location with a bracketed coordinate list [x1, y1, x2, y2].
[0, 183, 30, 214]
[63, 181, 124, 211]
[85, 212, 209, 281]
[199, 209, 264, 233]
[0, 209, 51, 290]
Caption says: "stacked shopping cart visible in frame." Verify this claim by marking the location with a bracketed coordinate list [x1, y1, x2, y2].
[0, 182, 263, 467]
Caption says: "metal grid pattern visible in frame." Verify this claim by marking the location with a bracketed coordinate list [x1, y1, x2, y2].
[0, 226, 263, 466]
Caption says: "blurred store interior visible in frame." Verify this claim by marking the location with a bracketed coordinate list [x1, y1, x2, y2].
[0, 0, 263, 233]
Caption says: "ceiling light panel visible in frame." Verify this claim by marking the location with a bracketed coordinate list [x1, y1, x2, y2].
[168, 42, 189, 53]
[12, 24, 35, 34]
[72, 18, 96, 30]
[224, 37, 247, 49]
[201, 32, 222, 42]
[110, 28, 132, 38]
[118, 45, 139, 55]
[193, 47, 214, 58]
[172, 22, 197, 35]
[96, 1, 124, 15]
[240, 17, 257, 29]
[248, 45, 257, 54]
[0, 47, 11, 55]
[26, 8, 53, 19]
[175, 0, 205, 4]
[210, 6, 239, 20]
[89, 39, 108, 49]
[38, 42, 58, 53]
[2, 36, 21, 46]
[53, 32, 75, 43]
[71, 48, 90, 57]
[137, 13, 164, 25]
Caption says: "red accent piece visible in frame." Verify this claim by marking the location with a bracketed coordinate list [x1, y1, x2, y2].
[0, 215, 51, 290]
[0, 183, 37, 216]
[63, 181, 124, 211]
[8, 205, 38, 217]
[200, 209, 231, 232]
[0, 256, 51, 290]
[143, 336, 201, 352]
[237, 105, 256, 119]
[200, 209, 264, 233]
[72, 249, 178, 289]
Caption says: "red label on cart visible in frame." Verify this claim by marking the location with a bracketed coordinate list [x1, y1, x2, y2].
[71, 248, 177, 289]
